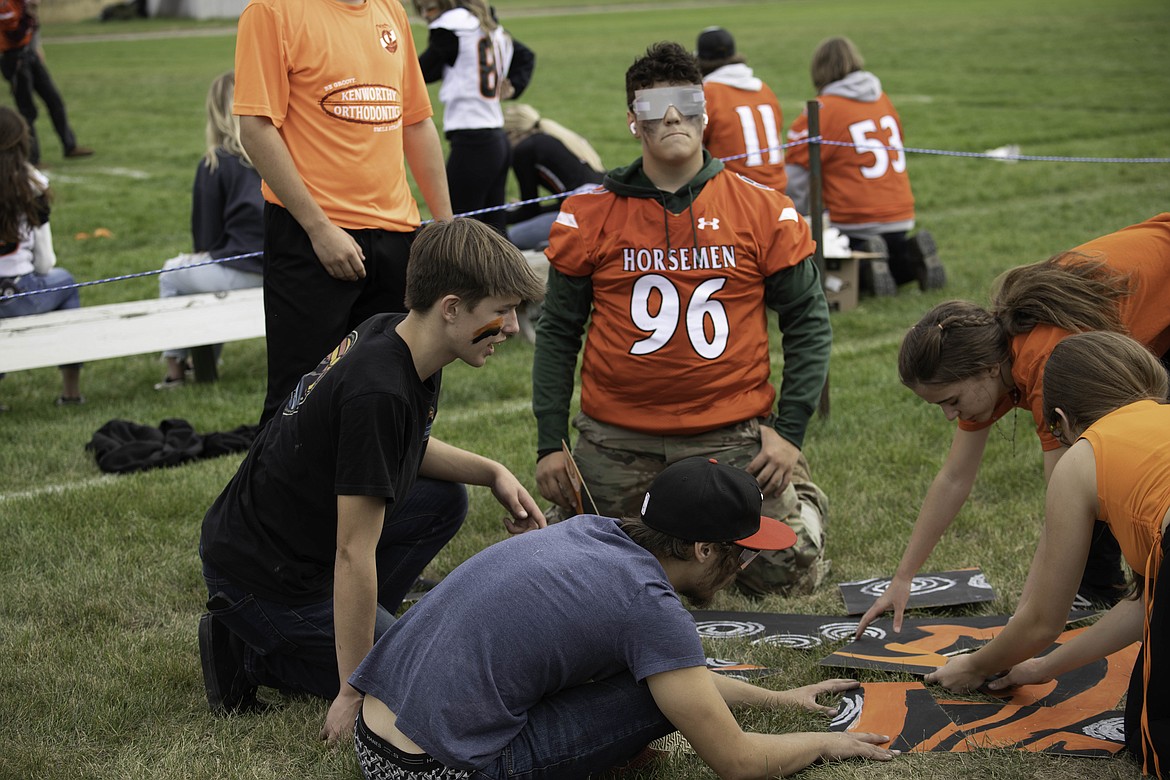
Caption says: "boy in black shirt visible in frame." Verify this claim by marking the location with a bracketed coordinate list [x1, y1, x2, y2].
[199, 218, 547, 743]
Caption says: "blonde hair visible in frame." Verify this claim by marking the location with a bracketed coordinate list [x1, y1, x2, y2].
[502, 103, 605, 173]
[811, 36, 865, 92]
[204, 71, 251, 172]
[1042, 331, 1168, 433]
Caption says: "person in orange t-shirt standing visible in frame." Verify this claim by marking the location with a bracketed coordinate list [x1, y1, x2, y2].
[856, 213, 1170, 637]
[533, 42, 832, 597]
[785, 36, 943, 296]
[695, 26, 787, 194]
[234, 0, 452, 425]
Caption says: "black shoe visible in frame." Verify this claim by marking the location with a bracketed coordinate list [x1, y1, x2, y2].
[198, 612, 264, 715]
[857, 236, 897, 297]
[403, 575, 443, 603]
[907, 230, 946, 291]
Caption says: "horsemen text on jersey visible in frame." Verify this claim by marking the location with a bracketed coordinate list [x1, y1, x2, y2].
[622, 245, 737, 273]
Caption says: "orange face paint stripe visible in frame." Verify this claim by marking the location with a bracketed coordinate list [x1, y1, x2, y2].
[471, 317, 504, 344]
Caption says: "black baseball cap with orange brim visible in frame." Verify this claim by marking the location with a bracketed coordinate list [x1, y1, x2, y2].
[639, 456, 797, 551]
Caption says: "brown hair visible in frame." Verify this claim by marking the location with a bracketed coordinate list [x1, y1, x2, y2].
[992, 253, 1131, 336]
[405, 218, 545, 312]
[0, 107, 47, 246]
[619, 517, 742, 569]
[811, 36, 865, 92]
[625, 41, 703, 109]
[899, 254, 1134, 388]
[898, 301, 1006, 387]
[1042, 331, 1168, 435]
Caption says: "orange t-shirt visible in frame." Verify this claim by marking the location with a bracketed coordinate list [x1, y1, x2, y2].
[960, 213, 1170, 450]
[702, 80, 787, 192]
[546, 171, 815, 435]
[785, 93, 914, 225]
[1081, 400, 1170, 574]
[233, 0, 433, 231]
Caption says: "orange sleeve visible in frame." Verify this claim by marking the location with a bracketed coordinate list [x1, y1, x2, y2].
[232, 2, 290, 126]
[546, 192, 606, 277]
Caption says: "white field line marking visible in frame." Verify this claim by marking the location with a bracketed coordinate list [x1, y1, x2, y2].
[0, 474, 118, 503]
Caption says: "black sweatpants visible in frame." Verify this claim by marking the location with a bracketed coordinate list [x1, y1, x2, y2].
[259, 204, 414, 426]
[446, 127, 510, 235]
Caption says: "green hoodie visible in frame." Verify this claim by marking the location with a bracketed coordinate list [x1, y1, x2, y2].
[532, 152, 831, 456]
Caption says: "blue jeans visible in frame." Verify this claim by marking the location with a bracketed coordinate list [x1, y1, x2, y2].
[202, 477, 468, 699]
[0, 267, 80, 318]
[158, 252, 263, 361]
[470, 673, 675, 780]
[506, 212, 557, 251]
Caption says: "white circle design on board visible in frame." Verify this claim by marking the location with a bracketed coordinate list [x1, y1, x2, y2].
[751, 633, 823, 650]
[695, 620, 765, 639]
[860, 575, 957, 598]
[829, 691, 863, 730]
[820, 622, 887, 641]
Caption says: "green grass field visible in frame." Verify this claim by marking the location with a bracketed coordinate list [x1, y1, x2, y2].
[2, 0, 1168, 777]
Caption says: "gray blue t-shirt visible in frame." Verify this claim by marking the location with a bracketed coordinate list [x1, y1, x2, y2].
[349, 515, 705, 769]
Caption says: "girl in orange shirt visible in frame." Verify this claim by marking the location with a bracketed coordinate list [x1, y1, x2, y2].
[858, 214, 1170, 637]
[927, 331, 1170, 778]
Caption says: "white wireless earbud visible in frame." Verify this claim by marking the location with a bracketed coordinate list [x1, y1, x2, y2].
[629, 122, 637, 136]
[703, 112, 709, 127]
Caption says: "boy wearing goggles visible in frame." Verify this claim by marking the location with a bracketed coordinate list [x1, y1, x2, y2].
[533, 42, 833, 597]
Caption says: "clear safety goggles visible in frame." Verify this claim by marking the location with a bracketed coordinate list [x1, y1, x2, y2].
[631, 86, 706, 121]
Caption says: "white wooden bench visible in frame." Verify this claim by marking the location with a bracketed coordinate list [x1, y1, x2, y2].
[0, 287, 265, 382]
[0, 250, 549, 382]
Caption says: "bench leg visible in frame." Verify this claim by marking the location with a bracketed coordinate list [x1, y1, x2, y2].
[190, 345, 219, 383]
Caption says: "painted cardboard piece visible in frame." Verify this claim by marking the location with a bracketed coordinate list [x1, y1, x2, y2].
[937, 699, 1126, 757]
[829, 682, 966, 753]
[838, 568, 998, 615]
[818, 615, 1008, 674]
[561, 440, 597, 516]
[693, 610, 1136, 759]
[830, 682, 1126, 757]
[691, 611, 881, 651]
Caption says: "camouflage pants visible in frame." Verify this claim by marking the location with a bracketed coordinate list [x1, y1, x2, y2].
[552, 413, 829, 596]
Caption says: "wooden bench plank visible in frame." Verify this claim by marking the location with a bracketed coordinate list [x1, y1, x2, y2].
[0, 287, 265, 373]
[1, 252, 547, 377]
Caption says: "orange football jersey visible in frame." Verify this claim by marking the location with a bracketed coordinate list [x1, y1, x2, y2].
[703, 80, 787, 192]
[546, 171, 815, 435]
[786, 93, 914, 225]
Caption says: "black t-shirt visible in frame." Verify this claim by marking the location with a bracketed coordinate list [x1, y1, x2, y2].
[200, 313, 439, 604]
